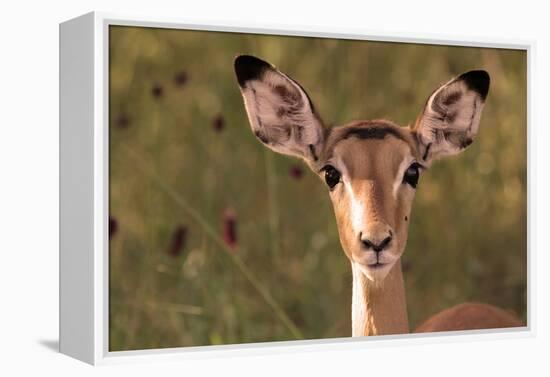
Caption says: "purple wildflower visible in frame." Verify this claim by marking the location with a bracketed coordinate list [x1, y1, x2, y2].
[212, 114, 225, 132]
[167, 225, 188, 258]
[174, 70, 189, 87]
[115, 113, 130, 129]
[289, 165, 304, 180]
[109, 216, 118, 240]
[222, 208, 238, 251]
[151, 83, 164, 99]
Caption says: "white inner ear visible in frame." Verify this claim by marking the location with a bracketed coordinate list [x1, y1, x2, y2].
[418, 78, 485, 159]
[424, 80, 481, 134]
[241, 68, 322, 155]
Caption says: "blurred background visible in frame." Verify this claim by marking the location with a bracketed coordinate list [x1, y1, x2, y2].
[108, 26, 527, 351]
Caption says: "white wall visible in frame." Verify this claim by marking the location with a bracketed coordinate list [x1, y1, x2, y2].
[1, 0, 548, 375]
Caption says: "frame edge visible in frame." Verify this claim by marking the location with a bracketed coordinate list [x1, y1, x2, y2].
[59, 11, 96, 365]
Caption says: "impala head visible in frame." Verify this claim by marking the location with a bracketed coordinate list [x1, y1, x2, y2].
[234, 55, 489, 283]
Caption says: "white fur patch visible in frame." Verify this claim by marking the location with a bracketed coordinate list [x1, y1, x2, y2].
[351, 262, 368, 336]
[344, 178, 366, 236]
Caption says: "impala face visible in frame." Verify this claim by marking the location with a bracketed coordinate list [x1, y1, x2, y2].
[234, 55, 489, 282]
[321, 123, 422, 281]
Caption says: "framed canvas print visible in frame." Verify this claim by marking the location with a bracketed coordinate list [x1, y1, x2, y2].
[59, 12, 532, 365]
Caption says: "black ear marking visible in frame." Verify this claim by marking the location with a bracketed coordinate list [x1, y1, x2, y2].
[461, 137, 473, 149]
[272, 84, 302, 105]
[234, 55, 272, 88]
[458, 70, 490, 101]
[442, 91, 463, 106]
[422, 143, 432, 161]
[308, 144, 318, 161]
[254, 130, 269, 144]
[276, 107, 287, 117]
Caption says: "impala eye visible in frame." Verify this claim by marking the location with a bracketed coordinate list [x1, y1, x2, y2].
[323, 165, 341, 189]
[403, 163, 420, 188]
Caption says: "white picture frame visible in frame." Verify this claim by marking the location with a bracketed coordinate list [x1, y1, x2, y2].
[59, 11, 534, 365]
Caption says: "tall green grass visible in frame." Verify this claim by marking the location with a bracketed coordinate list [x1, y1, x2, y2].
[108, 26, 527, 351]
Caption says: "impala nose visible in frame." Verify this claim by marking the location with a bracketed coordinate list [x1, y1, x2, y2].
[360, 232, 392, 253]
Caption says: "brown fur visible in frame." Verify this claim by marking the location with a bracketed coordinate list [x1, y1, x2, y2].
[415, 302, 523, 333]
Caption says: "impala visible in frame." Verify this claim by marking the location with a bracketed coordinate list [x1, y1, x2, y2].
[233, 55, 523, 336]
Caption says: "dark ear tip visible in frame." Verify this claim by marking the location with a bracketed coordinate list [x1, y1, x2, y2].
[459, 70, 490, 100]
[234, 55, 272, 88]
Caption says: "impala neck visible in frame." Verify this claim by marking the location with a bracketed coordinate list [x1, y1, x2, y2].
[351, 260, 409, 336]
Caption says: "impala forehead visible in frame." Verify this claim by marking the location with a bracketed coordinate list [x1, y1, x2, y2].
[329, 136, 415, 181]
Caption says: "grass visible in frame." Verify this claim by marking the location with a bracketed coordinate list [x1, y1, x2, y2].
[108, 26, 527, 351]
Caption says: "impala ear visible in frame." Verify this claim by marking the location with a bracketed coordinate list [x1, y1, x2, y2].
[413, 70, 490, 164]
[234, 55, 326, 164]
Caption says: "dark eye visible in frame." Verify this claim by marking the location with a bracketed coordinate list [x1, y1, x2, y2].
[323, 165, 341, 189]
[403, 163, 420, 188]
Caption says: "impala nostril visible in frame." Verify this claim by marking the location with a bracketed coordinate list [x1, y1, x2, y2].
[362, 235, 392, 253]
[361, 239, 374, 250]
[378, 236, 392, 251]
